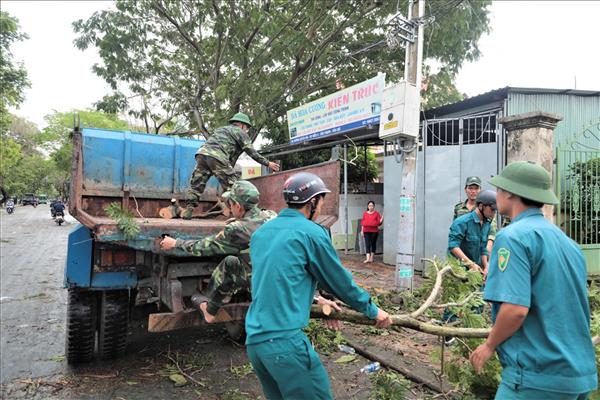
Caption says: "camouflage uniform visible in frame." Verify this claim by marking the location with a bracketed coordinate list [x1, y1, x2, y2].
[188, 124, 271, 205]
[176, 181, 276, 315]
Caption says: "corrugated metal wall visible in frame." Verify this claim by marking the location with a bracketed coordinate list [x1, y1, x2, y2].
[506, 92, 600, 146]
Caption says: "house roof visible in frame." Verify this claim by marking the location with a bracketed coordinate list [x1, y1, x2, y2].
[424, 86, 600, 118]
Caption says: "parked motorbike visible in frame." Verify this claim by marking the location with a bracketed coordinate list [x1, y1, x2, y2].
[55, 211, 65, 226]
[6, 204, 14, 214]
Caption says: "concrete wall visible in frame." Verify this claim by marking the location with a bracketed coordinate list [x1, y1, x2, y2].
[330, 194, 384, 251]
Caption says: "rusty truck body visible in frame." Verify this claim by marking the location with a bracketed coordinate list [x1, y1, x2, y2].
[64, 126, 340, 363]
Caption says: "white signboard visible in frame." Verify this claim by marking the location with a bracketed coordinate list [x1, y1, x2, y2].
[287, 75, 385, 144]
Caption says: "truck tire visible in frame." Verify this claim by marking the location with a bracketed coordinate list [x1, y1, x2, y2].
[66, 289, 97, 364]
[97, 290, 129, 360]
[225, 321, 246, 343]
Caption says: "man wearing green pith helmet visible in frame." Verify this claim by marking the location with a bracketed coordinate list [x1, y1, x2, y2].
[184, 112, 280, 219]
[470, 161, 597, 399]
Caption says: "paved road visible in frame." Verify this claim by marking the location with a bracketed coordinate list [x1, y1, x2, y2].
[1, 204, 72, 383]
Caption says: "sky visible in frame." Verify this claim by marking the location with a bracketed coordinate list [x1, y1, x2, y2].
[4, 1, 600, 129]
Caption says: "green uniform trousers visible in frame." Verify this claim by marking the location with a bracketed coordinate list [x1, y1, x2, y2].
[246, 331, 333, 400]
[205, 255, 251, 315]
[496, 382, 590, 400]
[188, 154, 238, 204]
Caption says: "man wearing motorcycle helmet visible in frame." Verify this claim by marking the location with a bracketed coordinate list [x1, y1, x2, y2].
[448, 189, 497, 276]
[245, 172, 392, 400]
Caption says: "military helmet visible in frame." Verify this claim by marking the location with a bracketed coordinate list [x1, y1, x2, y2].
[283, 172, 331, 204]
[221, 180, 260, 207]
[229, 112, 252, 127]
[465, 176, 482, 187]
[489, 161, 559, 205]
[476, 190, 497, 210]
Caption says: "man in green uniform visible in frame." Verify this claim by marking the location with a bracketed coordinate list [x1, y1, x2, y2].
[444, 190, 496, 344]
[448, 189, 497, 275]
[454, 176, 497, 253]
[184, 112, 280, 219]
[470, 161, 597, 399]
[160, 180, 276, 322]
[245, 172, 392, 400]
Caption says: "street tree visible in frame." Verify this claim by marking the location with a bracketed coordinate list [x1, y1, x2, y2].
[73, 0, 491, 142]
[0, 11, 30, 133]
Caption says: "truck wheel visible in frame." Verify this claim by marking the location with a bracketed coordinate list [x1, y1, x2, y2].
[97, 290, 129, 360]
[225, 321, 246, 343]
[66, 289, 97, 364]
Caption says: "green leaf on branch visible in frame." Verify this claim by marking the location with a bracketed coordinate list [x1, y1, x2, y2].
[105, 202, 140, 240]
[369, 370, 409, 400]
[334, 354, 357, 364]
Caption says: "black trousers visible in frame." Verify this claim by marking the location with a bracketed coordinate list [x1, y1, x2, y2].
[364, 232, 378, 254]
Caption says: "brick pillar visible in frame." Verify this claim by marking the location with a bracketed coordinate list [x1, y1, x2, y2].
[499, 111, 563, 221]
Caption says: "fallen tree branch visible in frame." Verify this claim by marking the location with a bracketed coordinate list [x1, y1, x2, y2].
[165, 351, 206, 387]
[310, 305, 490, 338]
[432, 292, 482, 309]
[410, 266, 452, 318]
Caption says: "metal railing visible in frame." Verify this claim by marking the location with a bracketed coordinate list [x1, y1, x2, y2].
[555, 121, 600, 274]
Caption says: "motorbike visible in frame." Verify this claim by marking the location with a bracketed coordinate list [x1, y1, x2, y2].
[6, 203, 14, 214]
[55, 211, 65, 226]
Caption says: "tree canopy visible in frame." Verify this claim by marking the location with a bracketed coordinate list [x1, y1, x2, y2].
[74, 0, 491, 143]
[0, 11, 30, 133]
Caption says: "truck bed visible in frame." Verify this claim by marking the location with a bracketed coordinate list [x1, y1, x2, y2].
[69, 128, 340, 253]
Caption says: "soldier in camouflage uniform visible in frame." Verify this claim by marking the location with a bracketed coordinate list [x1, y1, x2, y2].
[453, 176, 497, 253]
[184, 112, 280, 219]
[160, 180, 277, 322]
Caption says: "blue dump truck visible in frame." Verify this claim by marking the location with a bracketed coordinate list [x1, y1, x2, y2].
[64, 126, 340, 363]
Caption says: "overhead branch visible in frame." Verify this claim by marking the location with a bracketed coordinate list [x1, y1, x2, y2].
[151, 1, 203, 56]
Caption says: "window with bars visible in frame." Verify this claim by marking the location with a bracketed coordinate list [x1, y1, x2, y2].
[423, 114, 498, 146]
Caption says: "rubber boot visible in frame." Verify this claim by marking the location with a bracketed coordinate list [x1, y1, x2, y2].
[182, 205, 194, 220]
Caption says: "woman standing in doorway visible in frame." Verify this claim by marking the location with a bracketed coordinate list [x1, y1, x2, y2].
[361, 201, 383, 263]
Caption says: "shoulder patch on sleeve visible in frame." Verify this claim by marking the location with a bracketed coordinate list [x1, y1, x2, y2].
[497, 248, 510, 272]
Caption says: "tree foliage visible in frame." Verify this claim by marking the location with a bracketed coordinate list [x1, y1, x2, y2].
[73, 0, 491, 142]
[0, 11, 30, 133]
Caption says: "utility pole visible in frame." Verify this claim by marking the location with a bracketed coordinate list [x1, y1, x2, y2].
[395, 0, 424, 291]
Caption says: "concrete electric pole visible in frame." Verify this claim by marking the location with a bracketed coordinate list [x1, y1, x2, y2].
[395, 0, 425, 291]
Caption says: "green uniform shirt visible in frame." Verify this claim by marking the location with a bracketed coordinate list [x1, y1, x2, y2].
[453, 200, 497, 241]
[175, 207, 276, 257]
[197, 125, 270, 167]
[246, 208, 379, 345]
[484, 208, 597, 393]
[447, 210, 491, 266]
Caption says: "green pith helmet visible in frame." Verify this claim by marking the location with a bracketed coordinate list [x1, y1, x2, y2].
[229, 112, 252, 127]
[221, 180, 260, 207]
[489, 161, 559, 205]
[465, 176, 482, 187]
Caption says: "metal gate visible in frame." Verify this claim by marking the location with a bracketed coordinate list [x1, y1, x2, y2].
[414, 111, 503, 269]
[555, 121, 600, 274]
